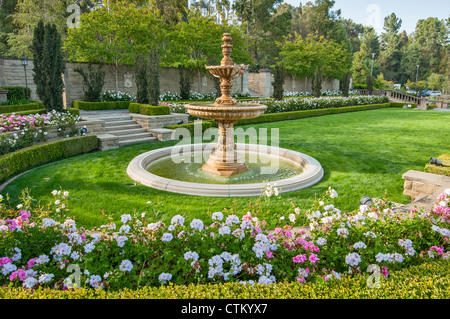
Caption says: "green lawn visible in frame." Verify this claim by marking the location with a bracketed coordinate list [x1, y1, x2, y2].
[2, 108, 449, 229]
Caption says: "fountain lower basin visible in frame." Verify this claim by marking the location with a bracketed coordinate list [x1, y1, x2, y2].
[127, 143, 324, 197]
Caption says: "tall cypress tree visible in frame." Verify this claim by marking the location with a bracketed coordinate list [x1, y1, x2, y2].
[147, 46, 160, 106]
[31, 21, 65, 112]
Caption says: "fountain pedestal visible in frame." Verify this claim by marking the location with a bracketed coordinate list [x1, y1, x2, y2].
[184, 33, 267, 177]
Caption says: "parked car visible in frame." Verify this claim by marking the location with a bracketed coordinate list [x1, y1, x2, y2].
[421, 90, 431, 97]
[429, 90, 442, 97]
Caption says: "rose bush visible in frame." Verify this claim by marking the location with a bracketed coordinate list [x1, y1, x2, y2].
[0, 186, 448, 291]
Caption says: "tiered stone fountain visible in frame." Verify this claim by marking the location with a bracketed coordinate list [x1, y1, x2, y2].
[127, 33, 324, 197]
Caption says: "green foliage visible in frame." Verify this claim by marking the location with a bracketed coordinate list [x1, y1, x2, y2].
[72, 101, 130, 111]
[31, 21, 65, 112]
[0, 86, 31, 101]
[340, 71, 351, 97]
[425, 154, 450, 177]
[166, 120, 214, 135]
[366, 75, 374, 94]
[235, 103, 393, 126]
[147, 46, 160, 107]
[135, 55, 149, 104]
[0, 102, 43, 114]
[178, 67, 194, 100]
[272, 64, 285, 101]
[312, 66, 323, 98]
[128, 103, 141, 114]
[74, 63, 106, 102]
[0, 135, 98, 183]
[0, 260, 448, 299]
[139, 105, 170, 116]
[278, 33, 351, 82]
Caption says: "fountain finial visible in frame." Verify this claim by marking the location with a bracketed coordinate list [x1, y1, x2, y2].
[206, 33, 248, 106]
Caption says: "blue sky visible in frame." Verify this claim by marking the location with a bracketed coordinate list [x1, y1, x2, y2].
[283, 0, 449, 34]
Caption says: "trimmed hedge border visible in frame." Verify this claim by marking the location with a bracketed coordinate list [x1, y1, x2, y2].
[425, 154, 450, 177]
[0, 135, 98, 183]
[72, 101, 131, 110]
[0, 102, 43, 115]
[235, 103, 396, 126]
[166, 120, 214, 135]
[0, 260, 448, 299]
[129, 103, 170, 116]
[1, 107, 80, 117]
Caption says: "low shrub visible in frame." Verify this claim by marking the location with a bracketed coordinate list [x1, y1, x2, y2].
[0, 260, 448, 299]
[235, 103, 393, 126]
[72, 101, 130, 111]
[166, 120, 214, 136]
[0, 102, 43, 115]
[128, 103, 140, 114]
[0, 86, 31, 101]
[139, 105, 170, 116]
[101, 90, 136, 102]
[389, 102, 418, 109]
[0, 135, 98, 183]
[425, 154, 450, 177]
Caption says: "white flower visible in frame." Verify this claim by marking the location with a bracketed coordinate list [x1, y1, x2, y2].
[353, 242, 367, 249]
[120, 225, 131, 234]
[51, 190, 58, 196]
[171, 215, 185, 226]
[337, 228, 349, 238]
[84, 243, 95, 253]
[23, 277, 38, 289]
[316, 237, 327, 246]
[121, 214, 132, 224]
[345, 253, 362, 267]
[212, 212, 223, 221]
[1, 263, 17, 275]
[329, 189, 338, 198]
[63, 191, 69, 197]
[190, 219, 204, 231]
[70, 251, 81, 260]
[161, 233, 173, 242]
[295, 208, 301, 215]
[16, 204, 23, 209]
[88, 275, 103, 289]
[38, 273, 54, 284]
[289, 214, 296, 223]
[225, 215, 240, 225]
[367, 212, 378, 220]
[158, 272, 172, 284]
[360, 205, 370, 213]
[119, 260, 133, 272]
[184, 251, 199, 262]
[219, 226, 231, 235]
[115, 235, 128, 247]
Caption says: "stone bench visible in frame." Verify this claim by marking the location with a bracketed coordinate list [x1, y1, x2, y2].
[148, 128, 174, 142]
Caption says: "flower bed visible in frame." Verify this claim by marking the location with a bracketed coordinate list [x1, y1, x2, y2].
[0, 186, 448, 291]
[0, 111, 82, 156]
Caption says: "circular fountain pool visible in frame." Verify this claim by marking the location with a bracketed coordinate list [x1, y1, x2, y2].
[127, 143, 324, 197]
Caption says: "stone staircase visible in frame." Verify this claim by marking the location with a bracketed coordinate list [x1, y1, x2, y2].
[94, 115, 158, 147]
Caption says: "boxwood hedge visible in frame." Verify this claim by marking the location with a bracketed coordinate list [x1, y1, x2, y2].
[0, 260, 447, 299]
[0, 135, 98, 183]
[0, 102, 43, 115]
[1, 107, 80, 117]
[425, 154, 450, 177]
[128, 103, 171, 116]
[72, 101, 131, 110]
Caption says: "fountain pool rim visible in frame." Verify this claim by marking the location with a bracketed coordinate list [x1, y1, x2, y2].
[127, 143, 324, 197]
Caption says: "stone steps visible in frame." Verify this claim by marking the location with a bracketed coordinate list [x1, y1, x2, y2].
[99, 116, 158, 147]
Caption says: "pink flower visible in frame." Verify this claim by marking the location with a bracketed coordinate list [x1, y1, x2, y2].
[285, 231, 292, 238]
[293, 254, 307, 263]
[268, 234, 274, 240]
[309, 253, 319, 264]
[20, 211, 31, 220]
[27, 258, 37, 269]
[242, 213, 252, 221]
[438, 193, 448, 200]
[266, 251, 274, 259]
[254, 226, 261, 234]
[297, 277, 306, 283]
[382, 266, 389, 277]
[10, 269, 26, 281]
[430, 246, 444, 255]
[0, 257, 12, 267]
[274, 228, 283, 235]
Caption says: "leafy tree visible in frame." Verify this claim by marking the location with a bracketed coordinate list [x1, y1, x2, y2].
[74, 63, 106, 102]
[278, 33, 351, 95]
[31, 21, 65, 112]
[427, 73, 445, 90]
[64, 1, 164, 93]
[163, 13, 250, 94]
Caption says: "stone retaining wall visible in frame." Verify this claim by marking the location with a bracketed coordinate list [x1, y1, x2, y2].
[402, 170, 450, 200]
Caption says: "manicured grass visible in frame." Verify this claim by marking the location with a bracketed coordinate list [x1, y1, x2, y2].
[2, 108, 449, 229]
